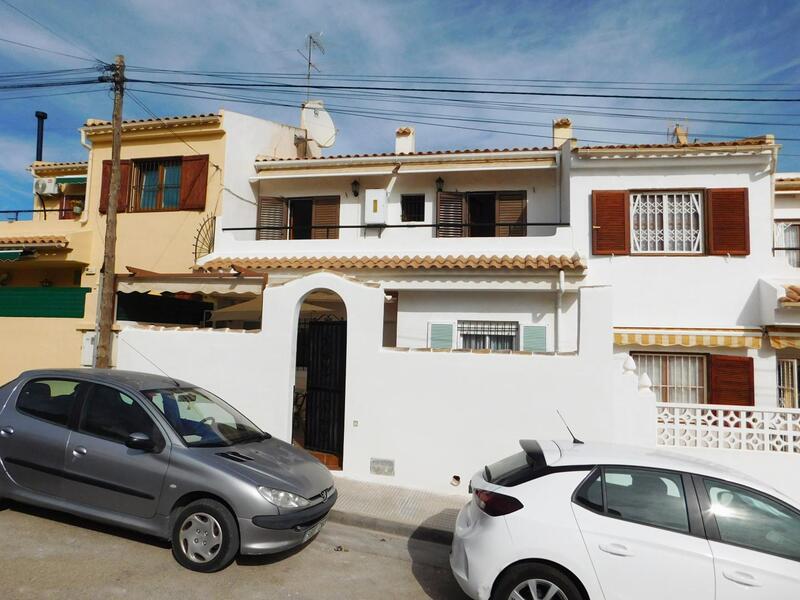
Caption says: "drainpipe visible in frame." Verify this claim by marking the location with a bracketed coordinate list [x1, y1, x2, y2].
[555, 269, 565, 354]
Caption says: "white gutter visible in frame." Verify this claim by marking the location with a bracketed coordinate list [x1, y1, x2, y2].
[254, 149, 559, 171]
[554, 269, 565, 354]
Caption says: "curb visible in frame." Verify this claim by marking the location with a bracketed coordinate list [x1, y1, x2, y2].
[328, 509, 454, 546]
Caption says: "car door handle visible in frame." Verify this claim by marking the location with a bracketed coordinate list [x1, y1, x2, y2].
[723, 570, 761, 587]
[598, 542, 633, 557]
[0, 426, 14, 437]
[72, 446, 88, 457]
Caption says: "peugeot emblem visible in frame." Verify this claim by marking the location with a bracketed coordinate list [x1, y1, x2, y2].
[321, 489, 328, 502]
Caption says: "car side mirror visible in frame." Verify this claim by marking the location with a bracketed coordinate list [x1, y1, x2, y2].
[125, 432, 155, 451]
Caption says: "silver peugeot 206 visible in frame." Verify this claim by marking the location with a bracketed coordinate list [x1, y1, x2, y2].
[0, 369, 336, 572]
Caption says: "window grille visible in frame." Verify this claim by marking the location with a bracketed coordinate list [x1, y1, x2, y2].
[631, 191, 703, 254]
[133, 159, 181, 211]
[632, 353, 706, 403]
[401, 194, 425, 222]
[777, 358, 798, 409]
[458, 320, 518, 350]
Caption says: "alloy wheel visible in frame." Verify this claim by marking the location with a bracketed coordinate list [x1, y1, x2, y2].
[509, 578, 568, 600]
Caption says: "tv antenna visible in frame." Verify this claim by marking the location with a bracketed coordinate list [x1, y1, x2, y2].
[297, 32, 325, 102]
[556, 410, 584, 445]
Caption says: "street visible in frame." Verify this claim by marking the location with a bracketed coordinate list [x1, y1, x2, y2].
[0, 502, 468, 600]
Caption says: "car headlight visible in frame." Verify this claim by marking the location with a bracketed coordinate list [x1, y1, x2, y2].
[258, 486, 310, 509]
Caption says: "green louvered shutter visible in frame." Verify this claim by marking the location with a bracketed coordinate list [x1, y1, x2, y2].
[429, 323, 454, 349]
[522, 325, 547, 352]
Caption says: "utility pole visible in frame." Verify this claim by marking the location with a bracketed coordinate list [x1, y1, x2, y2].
[94, 54, 125, 368]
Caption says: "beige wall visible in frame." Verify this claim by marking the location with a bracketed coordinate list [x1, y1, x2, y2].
[0, 318, 85, 383]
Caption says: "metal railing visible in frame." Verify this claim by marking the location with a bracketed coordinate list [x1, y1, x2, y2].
[0, 209, 55, 222]
[656, 402, 800, 454]
[223, 221, 570, 235]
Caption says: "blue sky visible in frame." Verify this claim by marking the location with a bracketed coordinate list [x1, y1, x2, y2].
[1, 0, 799, 211]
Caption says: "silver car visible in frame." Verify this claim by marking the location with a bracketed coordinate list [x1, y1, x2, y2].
[0, 369, 336, 572]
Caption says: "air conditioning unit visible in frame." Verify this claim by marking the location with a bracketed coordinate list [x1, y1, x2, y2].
[33, 177, 59, 195]
[364, 188, 387, 225]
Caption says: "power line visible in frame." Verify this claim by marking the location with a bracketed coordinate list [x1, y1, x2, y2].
[0, 0, 102, 64]
[126, 90, 207, 157]
[126, 77, 800, 103]
[0, 35, 98, 63]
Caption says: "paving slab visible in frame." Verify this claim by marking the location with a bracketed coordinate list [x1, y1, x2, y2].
[329, 476, 469, 545]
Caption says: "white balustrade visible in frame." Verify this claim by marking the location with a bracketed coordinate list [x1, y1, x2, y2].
[656, 402, 800, 453]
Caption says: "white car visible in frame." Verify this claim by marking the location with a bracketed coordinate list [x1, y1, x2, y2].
[451, 440, 800, 600]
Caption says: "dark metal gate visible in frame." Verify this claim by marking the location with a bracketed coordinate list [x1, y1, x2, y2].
[304, 320, 347, 457]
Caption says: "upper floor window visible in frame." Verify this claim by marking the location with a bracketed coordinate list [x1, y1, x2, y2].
[401, 194, 425, 222]
[59, 195, 83, 220]
[437, 190, 526, 238]
[776, 222, 800, 267]
[133, 158, 182, 211]
[257, 196, 339, 240]
[630, 191, 704, 254]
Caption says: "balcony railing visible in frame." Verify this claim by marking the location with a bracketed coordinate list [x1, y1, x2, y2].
[656, 402, 800, 454]
[223, 220, 570, 236]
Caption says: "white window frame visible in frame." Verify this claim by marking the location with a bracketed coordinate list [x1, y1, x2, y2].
[777, 358, 799, 409]
[632, 352, 707, 404]
[630, 191, 704, 254]
[457, 320, 519, 351]
[775, 221, 800, 268]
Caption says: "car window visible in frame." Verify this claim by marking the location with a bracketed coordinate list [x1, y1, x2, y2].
[575, 470, 603, 512]
[79, 383, 161, 446]
[604, 467, 689, 532]
[704, 479, 800, 561]
[16, 379, 85, 427]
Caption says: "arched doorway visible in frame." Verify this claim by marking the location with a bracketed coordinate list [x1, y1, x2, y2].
[292, 289, 347, 470]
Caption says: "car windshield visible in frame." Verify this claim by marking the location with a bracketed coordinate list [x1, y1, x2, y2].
[143, 387, 268, 448]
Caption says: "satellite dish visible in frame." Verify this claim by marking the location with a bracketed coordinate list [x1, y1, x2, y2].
[301, 100, 336, 148]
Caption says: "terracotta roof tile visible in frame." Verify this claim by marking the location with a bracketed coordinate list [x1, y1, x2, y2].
[0, 235, 68, 247]
[256, 146, 557, 162]
[575, 136, 774, 152]
[30, 161, 88, 168]
[83, 113, 220, 128]
[199, 254, 585, 272]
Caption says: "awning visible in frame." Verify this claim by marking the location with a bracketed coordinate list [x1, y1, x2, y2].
[768, 330, 800, 349]
[0, 250, 21, 262]
[117, 278, 263, 296]
[613, 327, 762, 349]
[55, 175, 87, 185]
[210, 297, 331, 322]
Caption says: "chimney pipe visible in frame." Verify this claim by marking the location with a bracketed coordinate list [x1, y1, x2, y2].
[35, 111, 47, 162]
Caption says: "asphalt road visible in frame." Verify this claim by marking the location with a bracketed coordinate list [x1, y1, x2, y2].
[0, 502, 469, 600]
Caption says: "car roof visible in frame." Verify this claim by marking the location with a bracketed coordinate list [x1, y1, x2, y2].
[538, 439, 793, 503]
[15, 368, 192, 392]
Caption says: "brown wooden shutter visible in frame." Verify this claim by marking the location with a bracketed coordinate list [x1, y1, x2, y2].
[436, 191, 465, 237]
[179, 155, 209, 211]
[311, 196, 340, 239]
[706, 188, 749, 255]
[98, 159, 131, 214]
[591, 190, 630, 255]
[495, 190, 527, 237]
[707, 355, 754, 406]
[256, 197, 288, 240]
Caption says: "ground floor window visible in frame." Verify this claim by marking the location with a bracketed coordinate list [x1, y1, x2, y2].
[777, 358, 799, 409]
[458, 320, 518, 350]
[632, 352, 706, 404]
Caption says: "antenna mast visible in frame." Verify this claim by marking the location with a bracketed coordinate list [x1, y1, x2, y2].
[298, 32, 325, 102]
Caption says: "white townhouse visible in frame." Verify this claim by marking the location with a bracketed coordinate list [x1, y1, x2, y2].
[115, 114, 800, 497]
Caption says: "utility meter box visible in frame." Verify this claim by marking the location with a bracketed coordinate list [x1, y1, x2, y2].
[364, 188, 388, 225]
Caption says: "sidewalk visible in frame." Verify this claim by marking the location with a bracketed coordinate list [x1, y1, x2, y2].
[328, 476, 469, 545]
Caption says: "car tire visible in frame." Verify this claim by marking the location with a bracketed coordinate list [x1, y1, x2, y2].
[171, 499, 240, 573]
[491, 563, 585, 600]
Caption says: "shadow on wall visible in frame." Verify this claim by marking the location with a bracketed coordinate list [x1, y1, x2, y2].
[407, 509, 468, 600]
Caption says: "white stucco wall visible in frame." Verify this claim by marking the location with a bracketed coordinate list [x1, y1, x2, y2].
[395, 289, 579, 352]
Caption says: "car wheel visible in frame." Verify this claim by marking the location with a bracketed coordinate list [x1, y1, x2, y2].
[171, 499, 240, 572]
[492, 563, 584, 600]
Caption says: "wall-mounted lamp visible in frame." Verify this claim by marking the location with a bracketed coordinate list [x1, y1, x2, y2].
[435, 177, 444, 193]
[351, 180, 360, 197]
